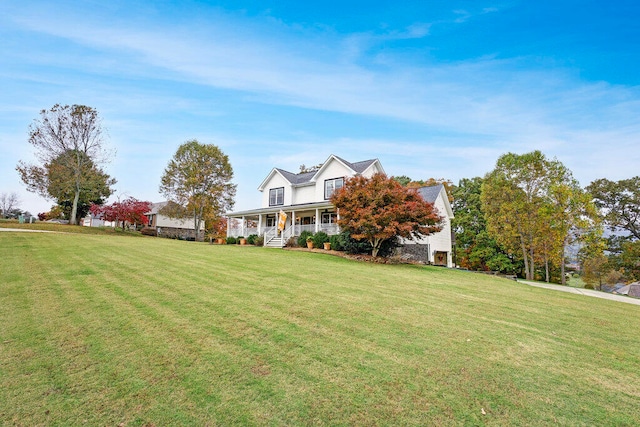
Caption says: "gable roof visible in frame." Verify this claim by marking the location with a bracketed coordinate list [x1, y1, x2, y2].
[258, 154, 382, 190]
[416, 184, 444, 204]
[276, 168, 316, 185]
[148, 201, 169, 215]
[416, 184, 454, 219]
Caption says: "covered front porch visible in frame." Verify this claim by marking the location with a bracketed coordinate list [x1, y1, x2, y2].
[226, 202, 340, 245]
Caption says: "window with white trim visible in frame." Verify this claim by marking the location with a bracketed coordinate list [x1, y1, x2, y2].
[324, 178, 344, 199]
[269, 187, 284, 206]
[321, 212, 337, 224]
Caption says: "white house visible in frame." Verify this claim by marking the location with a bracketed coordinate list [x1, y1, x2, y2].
[227, 155, 383, 243]
[145, 202, 205, 241]
[226, 154, 454, 265]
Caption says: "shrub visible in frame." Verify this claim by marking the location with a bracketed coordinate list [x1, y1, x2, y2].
[254, 235, 264, 246]
[337, 230, 372, 254]
[377, 236, 400, 257]
[247, 234, 258, 245]
[226, 236, 237, 245]
[313, 231, 330, 247]
[140, 227, 157, 237]
[285, 236, 298, 247]
[298, 231, 314, 247]
[329, 234, 344, 251]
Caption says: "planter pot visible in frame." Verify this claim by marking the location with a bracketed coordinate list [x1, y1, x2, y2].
[306, 241, 314, 249]
[217, 238, 225, 244]
[240, 238, 247, 245]
[323, 242, 331, 250]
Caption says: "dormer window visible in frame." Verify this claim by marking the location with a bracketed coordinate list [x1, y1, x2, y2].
[324, 178, 344, 199]
[269, 187, 284, 206]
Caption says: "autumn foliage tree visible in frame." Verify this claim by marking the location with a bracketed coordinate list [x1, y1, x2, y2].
[331, 174, 443, 257]
[90, 197, 152, 230]
[482, 151, 597, 282]
[160, 140, 236, 242]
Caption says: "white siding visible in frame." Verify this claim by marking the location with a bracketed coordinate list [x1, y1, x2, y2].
[313, 159, 354, 201]
[293, 185, 315, 205]
[260, 173, 292, 208]
[428, 200, 452, 258]
[361, 163, 383, 178]
[401, 188, 453, 267]
[156, 215, 204, 230]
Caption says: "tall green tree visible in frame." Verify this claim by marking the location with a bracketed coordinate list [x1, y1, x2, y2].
[586, 176, 639, 283]
[16, 104, 112, 224]
[481, 151, 585, 282]
[586, 176, 640, 240]
[451, 177, 518, 273]
[544, 181, 598, 284]
[17, 149, 115, 222]
[160, 140, 236, 241]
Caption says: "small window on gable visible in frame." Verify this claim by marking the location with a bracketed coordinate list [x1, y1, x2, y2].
[324, 178, 344, 199]
[269, 187, 284, 206]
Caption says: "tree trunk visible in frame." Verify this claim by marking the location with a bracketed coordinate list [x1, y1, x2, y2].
[193, 206, 203, 241]
[520, 236, 530, 280]
[544, 256, 549, 283]
[70, 187, 80, 225]
[560, 243, 566, 285]
[371, 238, 382, 257]
[529, 243, 535, 281]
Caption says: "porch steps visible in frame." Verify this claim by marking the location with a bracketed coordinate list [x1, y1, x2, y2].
[265, 237, 284, 248]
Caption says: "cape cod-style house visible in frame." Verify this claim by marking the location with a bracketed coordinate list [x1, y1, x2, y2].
[226, 154, 454, 266]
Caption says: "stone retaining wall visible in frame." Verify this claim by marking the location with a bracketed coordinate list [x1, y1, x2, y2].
[157, 226, 202, 241]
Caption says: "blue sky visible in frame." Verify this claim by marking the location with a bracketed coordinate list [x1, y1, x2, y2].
[1, 1, 639, 214]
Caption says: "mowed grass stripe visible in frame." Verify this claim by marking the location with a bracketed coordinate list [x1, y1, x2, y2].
[1, 232, 640, 426]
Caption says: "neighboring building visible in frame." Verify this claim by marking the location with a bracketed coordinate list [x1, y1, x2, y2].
[226, 154, 454, 265]
[145, 202, 205, 241]
[615, 282, 640, 298]
[82, 213, 115, 228]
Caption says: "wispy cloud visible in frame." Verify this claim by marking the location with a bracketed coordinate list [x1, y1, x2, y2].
[2, 1, 639, 212]
[14, 9, 636, 141]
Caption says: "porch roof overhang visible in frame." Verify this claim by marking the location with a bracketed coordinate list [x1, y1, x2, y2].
[226, 201, 334, 218]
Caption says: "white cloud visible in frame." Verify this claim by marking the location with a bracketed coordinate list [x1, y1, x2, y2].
[2, 1, 639, 211]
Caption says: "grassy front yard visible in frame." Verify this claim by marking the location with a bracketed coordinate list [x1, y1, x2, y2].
[1, 231, 639, 425]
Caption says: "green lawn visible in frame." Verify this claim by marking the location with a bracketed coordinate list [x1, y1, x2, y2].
[1, 232, 639, 426]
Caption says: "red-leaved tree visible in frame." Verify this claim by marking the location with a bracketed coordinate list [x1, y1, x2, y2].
[331, 174, 444, 257]
[90, 197, 152, 230]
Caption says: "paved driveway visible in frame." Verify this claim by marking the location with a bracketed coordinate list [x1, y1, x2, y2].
[0, 228, 54, 233]
[518, 280, 640, 306]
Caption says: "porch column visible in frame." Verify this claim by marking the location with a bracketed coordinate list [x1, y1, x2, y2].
[291, 210, 296, 235]
[315, 208, 320, 232]
[258, 214, 263, 235]
[241, 216, 246, 236]
[226, 217, 230, 237]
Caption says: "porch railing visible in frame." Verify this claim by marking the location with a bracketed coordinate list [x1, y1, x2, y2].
[228, 227, 258, 238]
[263, 227, 277, 246]
[282, 224, 295, 243]
[230, 224, 340, 241]
[319, 223, 339, 235]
